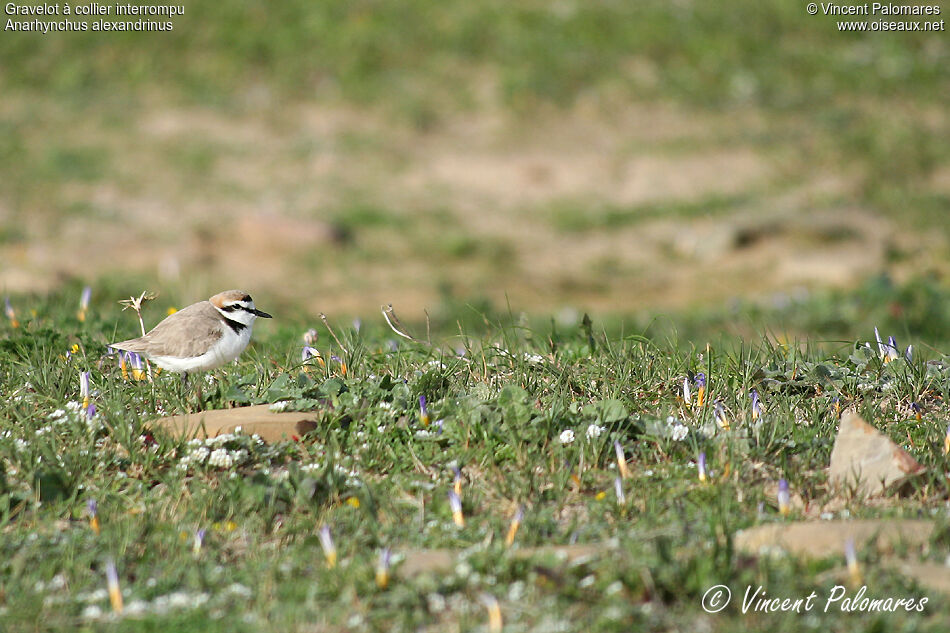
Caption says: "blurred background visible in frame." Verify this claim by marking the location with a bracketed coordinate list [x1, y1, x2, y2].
[1, 0, 949, 337]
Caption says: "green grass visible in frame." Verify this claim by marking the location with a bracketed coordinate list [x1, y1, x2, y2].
[3, 1, 946, 110]
[0, 281, 948, 631]
[546, 193, 755, 233]
[1, 2, 950, 628]
[2, 1, 948, 233]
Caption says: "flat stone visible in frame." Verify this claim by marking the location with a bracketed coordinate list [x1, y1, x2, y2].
[735, 519, 934, 558]
[149, 404, 319, 443]
[887, 562, 950, 596]
[398, 543, 605, 577]
[828, 411, 925, 496]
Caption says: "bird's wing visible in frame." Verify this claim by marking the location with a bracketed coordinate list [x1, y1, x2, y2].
[110, 336, 150, 353]
[111, 301, 225, 358]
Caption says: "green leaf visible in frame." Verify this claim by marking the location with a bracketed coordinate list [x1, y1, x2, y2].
[497, 385, 529, 408]
[34, 469, 70, 503]
[319, 377, 346, 397]
[583, 399, 628, 424]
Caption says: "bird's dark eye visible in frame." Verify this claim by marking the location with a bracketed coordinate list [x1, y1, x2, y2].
[220, 304, 241, 312]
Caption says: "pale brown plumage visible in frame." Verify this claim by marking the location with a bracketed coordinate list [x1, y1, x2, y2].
[111, 300, 225, 358]
[110, 290, 271, 373]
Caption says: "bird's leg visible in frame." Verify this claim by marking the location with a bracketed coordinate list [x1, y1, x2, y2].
[180, 372, 192, 413]
[195, 373, 204, 412]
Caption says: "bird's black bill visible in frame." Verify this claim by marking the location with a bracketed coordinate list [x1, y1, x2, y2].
[252, 308, 272, 318]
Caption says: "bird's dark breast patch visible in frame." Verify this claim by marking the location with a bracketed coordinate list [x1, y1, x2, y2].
[224, 317, 247, 334]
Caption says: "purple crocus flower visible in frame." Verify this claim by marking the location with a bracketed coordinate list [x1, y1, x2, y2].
[886, 336, 900, 362]
[318, 525, 337, 568]
[193, 528, 206, 554]
[614, 476, 625, 505]
[376, 547, 391, 588]
[714, 401, 729, 430]
[80, 371, 91, 406]
[777, 478, 790, 516]
[694, 373, 707, 406]
[448, 490, 464, 527]
[750, 389, 762, 421]
[419, 395, 430, 427]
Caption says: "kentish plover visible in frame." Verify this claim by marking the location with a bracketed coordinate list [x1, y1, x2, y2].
[110, 290, 272, 373]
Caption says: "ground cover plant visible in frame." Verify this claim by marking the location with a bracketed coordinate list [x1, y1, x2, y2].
[0, 282, 948, 632]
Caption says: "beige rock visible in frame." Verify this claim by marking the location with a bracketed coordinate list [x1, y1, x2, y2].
[149, 404, 319, 443]
[828, 412, 925, 496]
[735, 519, 934, 558]
[887, 562, 950, 596]
[398, 543, 604, 577]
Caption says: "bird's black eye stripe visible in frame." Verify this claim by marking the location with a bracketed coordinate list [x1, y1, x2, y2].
[220, 304, 248, 313]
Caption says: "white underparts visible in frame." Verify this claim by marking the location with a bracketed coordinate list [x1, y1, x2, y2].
[149, 316, 254, 372]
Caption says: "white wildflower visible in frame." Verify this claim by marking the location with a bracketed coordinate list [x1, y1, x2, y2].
[209, 433, 236, 446]
[207, 448, 233, 468]
[426, 593, 447, 613]
[226, 583, 253, 598]
[585, 424, 605, 439]
[124, 600, 148, 615]
[81, 605, 103, 620]
[671, 424, 689, 441]
[559, 429, 576, 445]
[186, 446, 210, 465]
